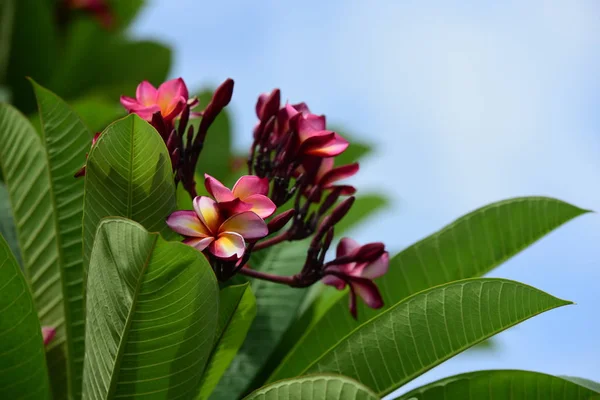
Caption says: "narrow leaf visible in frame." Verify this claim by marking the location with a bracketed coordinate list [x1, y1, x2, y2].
[82, 114, 177, 271]
[197, 284, 257, 400]
[0, 234, 51, 399]
[82, 218, 219, 399]
[243, 375, 378, 400]
[395, 370, 600, 399]
[271, 197, 588, 382]
[304, 278, 571, 396]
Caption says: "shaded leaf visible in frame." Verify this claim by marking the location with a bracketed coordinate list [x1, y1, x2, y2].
[197, 283, 257, 400]
[0, 182, 20, 265]
[395, 370, 600, 400]
[0, 234, 51, 399]
[70, 95, 125, 133]
[82, 218, 219, 399]
[243, 375, 378, 400]
[82, 114, 177, 272]
[304, 278, 570, 396]
[270, 197, 588, 382]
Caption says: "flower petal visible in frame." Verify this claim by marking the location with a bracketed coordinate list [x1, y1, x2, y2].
[218, 198, 253, 216]
[322, 274, 347, 290]
[136, 81, 158, 106]
[205, 174, 234, 202]
[219, 211, 268, 240]
[298, 113, 326, 133]
[337, 237, 362, 258]
[193, 196, 221, 233]
[120, 95, 140, 110]
[210, 232, 245, 259]
[42, 326, 56, 346]
[359, 252, 390, 280]
[166, 210, 211, 237]
[350, 277, 384, 310]
[304, 134, 349, 157]
[157, 78, 188, 120]
[183, 236, 214, 251]
[316, 157, 334, 181]
[320, 163, 359, 187]
[242, 194, 276, 218]
[232, 175, 270, 197]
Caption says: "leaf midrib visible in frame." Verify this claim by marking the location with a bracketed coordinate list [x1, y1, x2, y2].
[105, 233, 158, 399]
[299, 278, 571, 396]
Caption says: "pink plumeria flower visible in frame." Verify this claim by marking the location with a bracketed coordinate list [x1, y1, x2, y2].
[204, 174, 276, 219]
[322, 238, 389, 318]
[42, 326, 56, 347]
[167, 197, 268, 260]
[298, 158, 359, 196]
[120, 78, 198, 123]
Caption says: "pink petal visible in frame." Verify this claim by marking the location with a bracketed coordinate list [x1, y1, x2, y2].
[219, 211, 268, 240]
[322, 274, 347, 290]
[304, 134, 349, 157]
[217, 198, 253, 216]
[316, 157, 335, 182]
[205, 174, 235, 202]
[120, 95, 140, 110]
[291, 102, 310, 115]
[242, 194, 276, 219]
[256, 93, 269, 118]
[42, 326, 56, 346]
[166, 211, 211, 237]
[320, 163, 359, 188]
[359, 252, 390, 280]
[158, 77, 189, 101]
[337, 237, 362, 258]
[183, 236, 214, 251]
[232, 175, 270, 198]
[330, 185, 357, 196]
[193, 196, 221, 233]
[209, 232, 246, 259]
[350, 277, 384, 310]
[299, 114, 326, 132]
[136, 81, 158, 106]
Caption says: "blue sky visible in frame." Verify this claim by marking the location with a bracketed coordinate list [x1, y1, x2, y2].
[134, 0, 600, 395]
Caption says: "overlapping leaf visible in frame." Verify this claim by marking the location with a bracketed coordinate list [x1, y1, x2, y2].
[0, 234, 51, 399]
[243, 375, 378, 400]
[395, 370, 600, 399]
[82, 114, 177, 271]
[270, 197, 587, 382]
[82, 218, 219, 399]
[303, 278, 570, 396]
[197, 283, 257, 400]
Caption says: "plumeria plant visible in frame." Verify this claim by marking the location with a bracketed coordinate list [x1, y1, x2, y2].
[0, 2, 599, 400]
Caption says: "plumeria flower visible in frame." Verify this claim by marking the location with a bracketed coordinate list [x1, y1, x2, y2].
[66, 0, 113, 28]
[322, 238, 389, 318]
[42, 326, 56, 347]
[120, 78, 198, 123]
[167, 197, 268, 260]
[204, 174, 276, 218]
[298, 157, 359, 196]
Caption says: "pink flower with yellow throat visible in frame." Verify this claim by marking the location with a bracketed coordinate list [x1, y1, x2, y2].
[204, 174, 276, 219]
[120, 78, 198, 123]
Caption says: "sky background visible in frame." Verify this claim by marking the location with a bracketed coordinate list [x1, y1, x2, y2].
[133, 1, 600, 396]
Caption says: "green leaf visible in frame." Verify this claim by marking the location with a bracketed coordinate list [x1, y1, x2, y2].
[303, 278, 571, 396]
[243, 375, 378, 400]
[70, 95, 125, 133]
[0, 0, 15, 84]
[194, 90, 232, 184]
[0, 234, 51, 399]
[82, 218, 219, 399]
[395, 370, 600, 399]
[335, 193, 388, 234]
[0, 86, 91, 398]
[197, 284, 257, 400]
[0, 182, 20, 265]
[6, 0, 57, 113]
[82, 114, 177, 272]
[212, 241, 310, 398]
[270, 197, 588, 382]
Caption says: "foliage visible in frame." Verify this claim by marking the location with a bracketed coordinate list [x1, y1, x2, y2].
[0, 3, 597, 400]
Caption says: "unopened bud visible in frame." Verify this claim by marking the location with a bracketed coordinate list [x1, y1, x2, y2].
[267, 209, 295, 234]
[329, 196, 355, 226]
[213, 78, 234, 109]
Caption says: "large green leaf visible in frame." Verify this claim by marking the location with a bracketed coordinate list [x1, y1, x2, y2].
[0, 234, 51, 399]
[82, 114, 177, 271]
[0, 182, 20, 264]
[303, 278, 570, 396]
[243, 375, 378, 400]
[270, 197, 587, 382]
[395, 370, 600, 399]
[82, 218, 219, 399]
[0, 0, 15, 84]
[197, 283, 257, 400]
[211, 241, 310, 399]
[0, 91, 91, 398]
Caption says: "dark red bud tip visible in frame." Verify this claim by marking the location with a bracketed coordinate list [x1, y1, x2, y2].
[267, 209, 295, 234]
[74, 165, 86, 178]
[356, 242, 386, 262]
[214, 78, 234, 109]
[329, 196, 355, 226]
[261, 89, 281, 120]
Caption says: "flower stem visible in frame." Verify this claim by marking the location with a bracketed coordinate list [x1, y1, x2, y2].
[254, 231, 290, 251]
[238, 266, 297, 285]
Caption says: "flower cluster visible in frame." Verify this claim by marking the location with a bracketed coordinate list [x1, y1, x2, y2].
[116, 78, 388, 317]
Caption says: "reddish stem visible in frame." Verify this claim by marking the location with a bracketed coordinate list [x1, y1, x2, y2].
[254, 231, 290, 251]
[238, 266, 297, 285]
